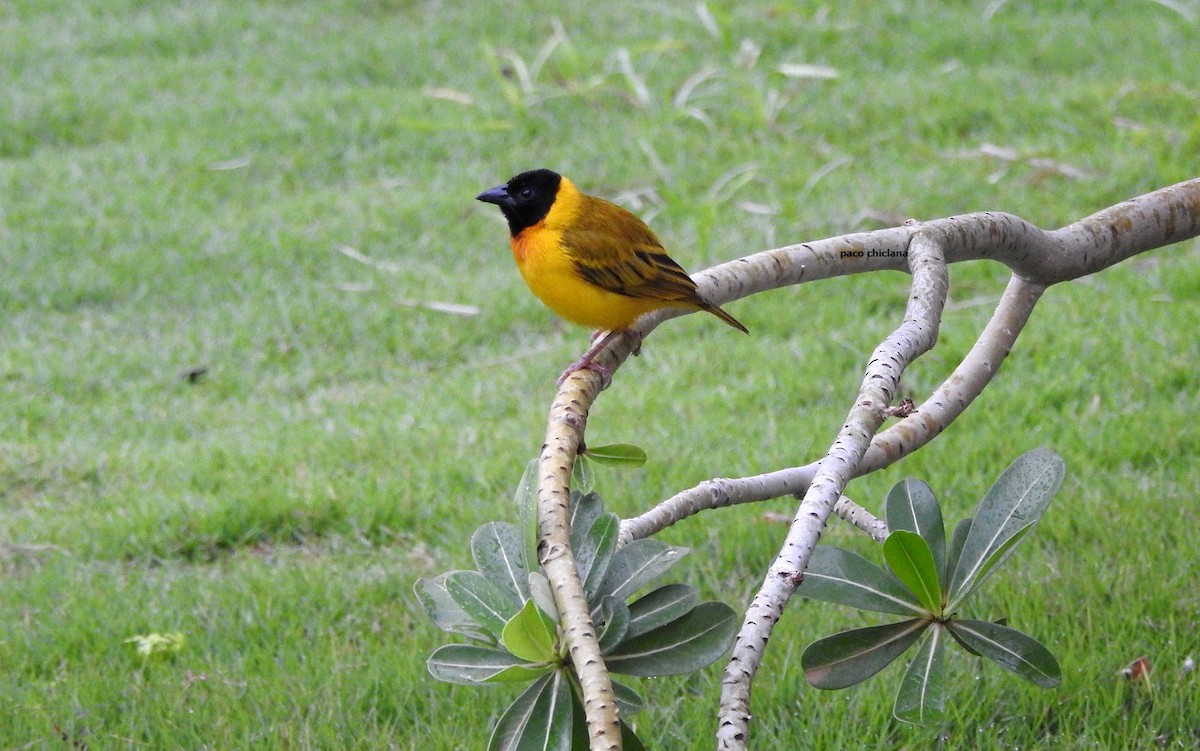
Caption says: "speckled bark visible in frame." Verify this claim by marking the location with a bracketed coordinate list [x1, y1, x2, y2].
[537, 379, 622, 750]
[715, 231, 950, 748]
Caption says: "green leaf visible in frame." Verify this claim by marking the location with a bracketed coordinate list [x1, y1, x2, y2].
[893, 625, 949, 725]
[445, 570, 520, 639]
[516, 459, 539, 578]
[569, 690, 588, 750]
[949, 449, 1064, 607]
[427, 644, 551, 685]
[886, 479, 946, 585]
[620, 720, 648, 751]
[598, 538, 689, 602]
[571, 454, 596, 494]
[970, 523, 1034, 595]
[883, 531, 943, 615]
[567, 491, 603, 554]
[611, 680, 644, 717]
[473, 521, 531, 609]
[947, 619, 1061, 688]
[488, 671, 574, 751]
[946, 620, 982, 656]
[800, 546, 926, 617]
[945, 517, 973, 580]
[626, 583, 700, 638]
[502, 600, 559, 664]
[595, 596, 631, 654]
[577, 513, 619, 601]
[606, 601, 737, 676]
[582, 443, 648, 467]
[413, 574, 493, 642]
[802, 618, 929, 690]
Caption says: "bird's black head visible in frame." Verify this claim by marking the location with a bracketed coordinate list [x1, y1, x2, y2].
[476, 168, 562, 236]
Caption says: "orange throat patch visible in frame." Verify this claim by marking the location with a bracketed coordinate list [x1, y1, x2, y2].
[510, 222, 545, 265]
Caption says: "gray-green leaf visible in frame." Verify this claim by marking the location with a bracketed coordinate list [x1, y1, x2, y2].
[945, 517, 973, 582]
[413, 573, 493, 642]
[528, 572, 559, 620]
[577, 513, 619, 601]
[568, 492, 603, 553]
[606, 601, 736, 676]
[800, 546, 926, 617]
[595, 596, 631, 654]
[893, 625, 949, 725]
[515, 460, 539, 581]
[802, 618, 930, 690]
[445, 570, 520, 639]
[571, 454, 596, 494]
[948, 449, 1064, 607]
[472, 521, 530, 609]
[427, 644, 551, 685]
[487, 671, 574, 751]
[598, 538, 689, 602]
[612, 680, 644, 717]
[626, 583, 700, 639]
[947, 618, 1061, 688]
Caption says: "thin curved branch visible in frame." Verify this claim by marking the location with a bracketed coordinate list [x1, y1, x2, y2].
[615, 464, 888, 545]
[616, 468, 815, 546]
[828, 495, 889, 541]
[715, 231, 950, 749]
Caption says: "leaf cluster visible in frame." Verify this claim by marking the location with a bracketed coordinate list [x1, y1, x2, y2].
[416, 487, 736, 750]
[800, 449, 1066, 725]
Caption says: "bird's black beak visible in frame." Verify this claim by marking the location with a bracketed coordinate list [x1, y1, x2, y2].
[475, 185, 511, 207]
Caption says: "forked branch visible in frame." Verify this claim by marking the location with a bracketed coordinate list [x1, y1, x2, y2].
[716, 230, 949, 747]
[532, 178, 1200, 751]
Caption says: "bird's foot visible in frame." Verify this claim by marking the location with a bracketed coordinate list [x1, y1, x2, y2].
[589, 328, 641, 355]
[557, 329, 625, 388]
[556, 359, 613, 389]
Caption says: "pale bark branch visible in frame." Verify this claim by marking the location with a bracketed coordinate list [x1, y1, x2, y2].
[535, 378, 622, 750]
[715, 231, 949, 748]
[616, 469, 816, 546]
[829, 494, 889, 542]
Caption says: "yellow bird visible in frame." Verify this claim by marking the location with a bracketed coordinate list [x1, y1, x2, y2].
[476, 169, 747, 383]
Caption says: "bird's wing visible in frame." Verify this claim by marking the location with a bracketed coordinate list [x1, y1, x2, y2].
[561, 228, 701, 303]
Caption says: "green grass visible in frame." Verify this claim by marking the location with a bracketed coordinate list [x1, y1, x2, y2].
[2, 0, 1198, 748]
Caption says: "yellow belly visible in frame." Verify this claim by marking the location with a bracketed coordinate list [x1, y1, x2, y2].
[514, 234, 676, 331]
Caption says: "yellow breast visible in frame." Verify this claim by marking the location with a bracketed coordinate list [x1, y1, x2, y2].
[512, 228, 663, 331]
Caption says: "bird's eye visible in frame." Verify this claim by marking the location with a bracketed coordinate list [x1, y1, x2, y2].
[519, 187, 533, 200]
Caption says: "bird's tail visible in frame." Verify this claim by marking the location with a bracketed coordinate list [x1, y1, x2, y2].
[704, 303, 749, 334]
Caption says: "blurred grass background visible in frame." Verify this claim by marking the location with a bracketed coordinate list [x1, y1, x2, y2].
[1, 0, 1198, 748]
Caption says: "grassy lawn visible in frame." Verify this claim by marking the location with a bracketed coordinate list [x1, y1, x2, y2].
[2, 0, 1198, 748]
